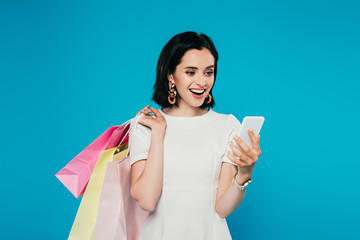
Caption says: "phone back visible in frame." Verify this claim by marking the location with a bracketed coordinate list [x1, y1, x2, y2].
[233, 116, 265, 153]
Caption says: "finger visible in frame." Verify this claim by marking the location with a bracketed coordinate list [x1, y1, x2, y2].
[233, 136, 255, 159]
[137, 105, 150, 116]
[151, 107, 163, 118]
[248, 128, 260, 152]
[258, 134, 260, 143]
[255, 148, 262, 157]
[229, 141, 247, 162]
[143, 105, 151, 112]
[136, 110, 144, 116]
[253, 140, 261, 157]
[227, 150, 247, 167]
[229, 141, 253, 165]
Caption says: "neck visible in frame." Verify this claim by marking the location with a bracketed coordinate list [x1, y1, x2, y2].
[162, 100, 208, 117]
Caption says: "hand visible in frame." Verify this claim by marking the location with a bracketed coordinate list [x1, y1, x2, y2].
[136, 105, 167, 133]
[227, 128, 262, 176]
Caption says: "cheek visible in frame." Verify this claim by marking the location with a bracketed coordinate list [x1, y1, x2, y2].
[207, 79, 215, 88]
[175, 75, 192, 88]
[182, 74, 195, 84]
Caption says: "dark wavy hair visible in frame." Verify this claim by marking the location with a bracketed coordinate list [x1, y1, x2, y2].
[152, 31, 219, 109]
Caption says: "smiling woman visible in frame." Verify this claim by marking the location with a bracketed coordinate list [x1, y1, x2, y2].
[128, 31, 262, 239]
[165, 48, 215, 108]
[152, 32, 218, 112]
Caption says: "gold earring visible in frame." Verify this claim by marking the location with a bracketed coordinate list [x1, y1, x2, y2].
[205, 93, 212, 104]
[168, 80, 177, 105]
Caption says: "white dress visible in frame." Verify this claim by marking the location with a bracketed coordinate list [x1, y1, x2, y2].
[128, 108, 241, 240]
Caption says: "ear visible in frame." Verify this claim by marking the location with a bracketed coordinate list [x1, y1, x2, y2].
[167, 73, 173, 82]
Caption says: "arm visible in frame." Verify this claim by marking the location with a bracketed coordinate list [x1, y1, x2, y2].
[130, 127, 165, 212]
[215, 129, 261, 218]
[215, 163, 252, 218]
[130, 106, 166, 212]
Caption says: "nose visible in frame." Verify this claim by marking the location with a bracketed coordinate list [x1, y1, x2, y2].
[195, 75, 206, 88]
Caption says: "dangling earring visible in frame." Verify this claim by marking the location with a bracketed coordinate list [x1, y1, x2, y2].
[168, 80, 177, 105]
[205, 93, 212, 104]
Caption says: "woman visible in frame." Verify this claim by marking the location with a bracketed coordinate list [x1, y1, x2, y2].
[128, 31, 261, 239]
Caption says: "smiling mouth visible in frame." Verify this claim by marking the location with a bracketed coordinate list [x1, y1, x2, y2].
[189, 89, 205, 95]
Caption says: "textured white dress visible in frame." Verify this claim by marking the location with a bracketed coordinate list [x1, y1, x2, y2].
[128, 108, 241, 240]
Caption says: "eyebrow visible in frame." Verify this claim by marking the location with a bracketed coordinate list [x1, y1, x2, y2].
[184, 65, 214, 70]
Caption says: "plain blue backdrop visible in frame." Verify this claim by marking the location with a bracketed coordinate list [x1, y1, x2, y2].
[1, 0, 359, 239]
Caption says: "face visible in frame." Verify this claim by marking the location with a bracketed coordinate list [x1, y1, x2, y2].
[168, 48, 215, 108]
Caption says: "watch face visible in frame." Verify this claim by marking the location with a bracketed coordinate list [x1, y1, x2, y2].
[233, 177, 252, 190]
[243, 180, 252, 189]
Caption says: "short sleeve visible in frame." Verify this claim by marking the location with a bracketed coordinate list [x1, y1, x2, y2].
[128, 115, 152, 167]
[221, 114, 241, 166]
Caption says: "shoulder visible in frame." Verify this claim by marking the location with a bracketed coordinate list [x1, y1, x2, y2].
[129, 114, 152, 139]
[210, 109, 241, 130]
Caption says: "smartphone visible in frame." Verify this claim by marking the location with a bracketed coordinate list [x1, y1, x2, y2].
[232, 116, 265, 154]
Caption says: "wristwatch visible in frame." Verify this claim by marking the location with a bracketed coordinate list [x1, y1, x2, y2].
[232, 171, 252, 191]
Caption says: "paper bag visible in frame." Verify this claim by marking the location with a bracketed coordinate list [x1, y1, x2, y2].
[68, 144, 129, 240]
[56, 123, 129, 198]
[94, 146, 148, 240]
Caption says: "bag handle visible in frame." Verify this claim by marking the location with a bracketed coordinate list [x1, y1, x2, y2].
[114, 113, 145, 157]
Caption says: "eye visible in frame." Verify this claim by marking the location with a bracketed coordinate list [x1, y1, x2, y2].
[186, 71, 195, 76]
[205, 71, 214, 76]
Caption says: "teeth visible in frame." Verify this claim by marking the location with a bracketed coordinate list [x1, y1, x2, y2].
[190, 89, 205, 94]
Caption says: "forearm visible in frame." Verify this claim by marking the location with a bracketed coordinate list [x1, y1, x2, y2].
[132, 130, 165, 211]
[215, 171, 251, 218]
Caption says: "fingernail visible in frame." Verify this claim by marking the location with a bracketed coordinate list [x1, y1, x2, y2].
[234, 135, 239, 140]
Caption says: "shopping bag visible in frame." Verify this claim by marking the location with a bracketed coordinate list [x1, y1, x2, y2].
[56, 123, 129, 198]
[68, 143, 129, 240]
[93, 146, 149, 240]
[105, 125, 130, 149]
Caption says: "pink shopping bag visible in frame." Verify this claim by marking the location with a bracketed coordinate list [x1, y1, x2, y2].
[94, 151, 149, 240]
[56, 123, 130, 198]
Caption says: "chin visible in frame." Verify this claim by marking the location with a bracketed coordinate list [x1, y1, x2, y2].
[189, 100, 205, 108]
[180, 94, 206, 108]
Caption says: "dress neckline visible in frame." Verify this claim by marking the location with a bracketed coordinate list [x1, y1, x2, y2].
[159, 108, 213, 119]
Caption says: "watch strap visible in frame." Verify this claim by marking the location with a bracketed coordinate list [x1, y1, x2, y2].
[232, 171, 252, 191]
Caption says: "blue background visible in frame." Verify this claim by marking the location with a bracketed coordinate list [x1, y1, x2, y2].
[1, 0, 359, 239]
